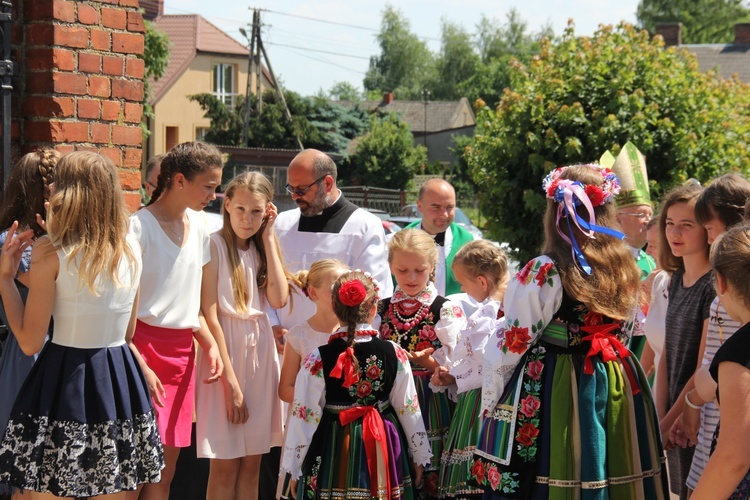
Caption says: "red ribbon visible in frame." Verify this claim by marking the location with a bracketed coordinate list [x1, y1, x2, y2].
[339, 405, 391, 499]
[581, 323, 640, 395]
[330, 347, 359, 388]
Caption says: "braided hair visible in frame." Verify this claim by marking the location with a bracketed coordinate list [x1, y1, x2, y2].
[147, 142, 222, 205]
[0, 148, 60, 237]
[331, 271, 380, 371]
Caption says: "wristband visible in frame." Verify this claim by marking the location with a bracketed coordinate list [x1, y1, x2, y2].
[685, 392, 702, 410]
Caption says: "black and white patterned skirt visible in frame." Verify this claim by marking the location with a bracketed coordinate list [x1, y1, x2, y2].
[0, 342, 164, 497]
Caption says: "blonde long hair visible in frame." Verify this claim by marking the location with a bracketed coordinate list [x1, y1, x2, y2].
[220, 171, 289, 313]
[542, 165, 641, 320]
[387, 229, 438, 283]
[46, 152, 137, 293]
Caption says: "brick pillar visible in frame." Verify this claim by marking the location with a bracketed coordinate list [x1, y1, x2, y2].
[19, 0, 146, 211]
[655, 22, 683, 47]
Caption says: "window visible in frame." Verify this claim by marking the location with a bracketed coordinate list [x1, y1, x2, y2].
[195, 127, 210, 142]
[213, 63, 237, 107]
[165, 126, 179, 152]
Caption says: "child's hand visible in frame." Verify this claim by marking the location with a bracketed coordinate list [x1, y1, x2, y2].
[431, 366, 455, 387]
[669, 414, 691, 449]
[203, 344, 224, 383]
[144, 367, 166, 408]
[261, 202, 278, 241]
[407, 347, 436, 370]
[273, 325, 287, 355]
[0, 222, 34, 281]
[413, 464, 423, 489]
[35, 201, 50, 232]
[223, 379, 249, 424]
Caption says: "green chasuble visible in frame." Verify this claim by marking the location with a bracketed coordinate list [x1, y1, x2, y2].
[404, 221, 475, 295]
[635, 249, 656, 281]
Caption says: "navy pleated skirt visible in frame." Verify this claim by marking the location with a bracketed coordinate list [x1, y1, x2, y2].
[0, 341, 164, 497]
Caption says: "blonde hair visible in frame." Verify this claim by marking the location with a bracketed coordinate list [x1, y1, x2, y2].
[220, 171, 289, 313]
[658, 184, 706, 275]
[388, 228, 438, 283]
[0, 148, 60, 237]
[710, 224, 750, 310]
[46, 152, 137, 293]
[542, 165, 641, 320]
[452, 240, 508, 287]
[291, 258, 348, 296]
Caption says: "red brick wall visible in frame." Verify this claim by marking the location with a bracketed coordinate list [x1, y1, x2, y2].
[12, 0, 146, 211]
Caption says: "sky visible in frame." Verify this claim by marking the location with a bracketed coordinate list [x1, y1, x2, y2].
[164, 0, 641, 97]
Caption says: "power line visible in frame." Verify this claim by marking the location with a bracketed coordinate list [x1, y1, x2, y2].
[274, 46, 367, 76]
[262, 7, 442, 42]
[264, 41, 371, 60]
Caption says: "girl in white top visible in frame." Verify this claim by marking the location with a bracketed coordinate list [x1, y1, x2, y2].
[130, 142, 223, 500]
[0, 152, 163, 498]
[278, 258, 349, 404]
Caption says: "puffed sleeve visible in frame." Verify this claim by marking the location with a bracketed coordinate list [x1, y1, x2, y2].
[389, 341, 432, 467]
[280, 349, 327, 479]
[432, 299, 466, 367]
[481, 256, 562, 415]
[447, 301, 504, 399]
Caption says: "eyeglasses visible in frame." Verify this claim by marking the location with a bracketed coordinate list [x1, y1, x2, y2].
[144, 180, 157, 190]
[621, 212, 652, 221]
[285, 176, 326, 197]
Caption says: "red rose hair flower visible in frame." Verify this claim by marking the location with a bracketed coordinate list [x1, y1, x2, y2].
[338, 280, 367, 307]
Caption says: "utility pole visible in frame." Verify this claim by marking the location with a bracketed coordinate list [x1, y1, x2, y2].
[421, 89, 430, 149]
[241, 9, 302, 150]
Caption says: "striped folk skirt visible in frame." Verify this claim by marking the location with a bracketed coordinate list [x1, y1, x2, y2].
[438, 388, 483, 498]
[471, 342, 669, 499]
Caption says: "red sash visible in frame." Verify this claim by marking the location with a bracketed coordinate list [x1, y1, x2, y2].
[339, 405, 391, 499]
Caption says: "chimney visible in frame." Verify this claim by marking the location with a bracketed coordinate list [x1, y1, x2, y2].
[735, 23, 750, 44]
[655, 22, 682, 47]
[382, 92, 394, 105]
[141, 0, 164, 21]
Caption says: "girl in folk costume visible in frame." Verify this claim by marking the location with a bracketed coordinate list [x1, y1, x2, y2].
[277, 259, 349, 499]
[279, 258, 350, 404]
[281, 270, 432, 498]
[674, 174, 750, 496]
[472, 165, 669, 499]
[0, 152, 164, 497]
[195, 171, 288, 499]
[692, 226, 750, 499]
[431, 240, 509, 498]
[379, 228, 466, 496]
[130, 142, 223, 500]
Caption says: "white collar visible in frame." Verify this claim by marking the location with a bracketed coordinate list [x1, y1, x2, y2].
[391, 282, 438, 305]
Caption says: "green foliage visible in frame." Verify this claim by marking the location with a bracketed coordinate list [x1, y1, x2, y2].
[188, 90, 368, 154]
[363, 5, 435, 99]
[142, 20, 170, 137]
[465, 22, 750, 262]
[431, 20, 479, 101]
[328, 81, 364, 101]
[344, 113, 427, 189]
[637, 0, 750, 43]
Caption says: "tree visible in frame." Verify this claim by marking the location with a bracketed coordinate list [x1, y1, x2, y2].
[344, 113, 427, 190]
[142, 20, 170, 135]
[363, 5, 435, 100]
[431, 19, 479, 101]
[328, 81, 363, 101]
[637, 0, 750, 43]
[188, 90, 368, 153]
[465, 22, 750, 262]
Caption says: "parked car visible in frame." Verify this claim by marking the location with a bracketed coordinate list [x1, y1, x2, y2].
[366, 208, 401, 236]
[389, 204, 484, 239]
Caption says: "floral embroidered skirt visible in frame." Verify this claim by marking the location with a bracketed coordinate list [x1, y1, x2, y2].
[0, 342, 164, 497]
[413, 369, 455, 497]
[438, 387, 483, 498]
[296, 405, 417, 499]
[471, 342, 669, 499]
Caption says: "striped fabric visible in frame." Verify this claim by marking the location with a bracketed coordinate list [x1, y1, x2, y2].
[686, 297, 740, 490]
[438, 388, 484, 497]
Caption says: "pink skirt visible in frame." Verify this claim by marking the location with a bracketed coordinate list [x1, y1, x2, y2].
[133, 320, 195, 447]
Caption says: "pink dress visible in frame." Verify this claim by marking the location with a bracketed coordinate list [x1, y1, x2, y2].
[195, 234, 284, 458]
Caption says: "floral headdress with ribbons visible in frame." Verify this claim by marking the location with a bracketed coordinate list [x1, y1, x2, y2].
[542, 164, 625, 274]
[331, 270, 381, 388]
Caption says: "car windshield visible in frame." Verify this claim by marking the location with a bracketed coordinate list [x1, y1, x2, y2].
[453, 208, 471, 225]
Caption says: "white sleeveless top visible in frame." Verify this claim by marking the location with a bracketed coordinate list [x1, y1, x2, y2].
[51, 236, 142, 349]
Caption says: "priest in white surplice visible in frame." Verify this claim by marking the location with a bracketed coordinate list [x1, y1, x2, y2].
[272, 149, 393, 331]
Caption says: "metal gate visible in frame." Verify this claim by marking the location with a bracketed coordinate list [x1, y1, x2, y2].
[0, 0, 13, 187]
